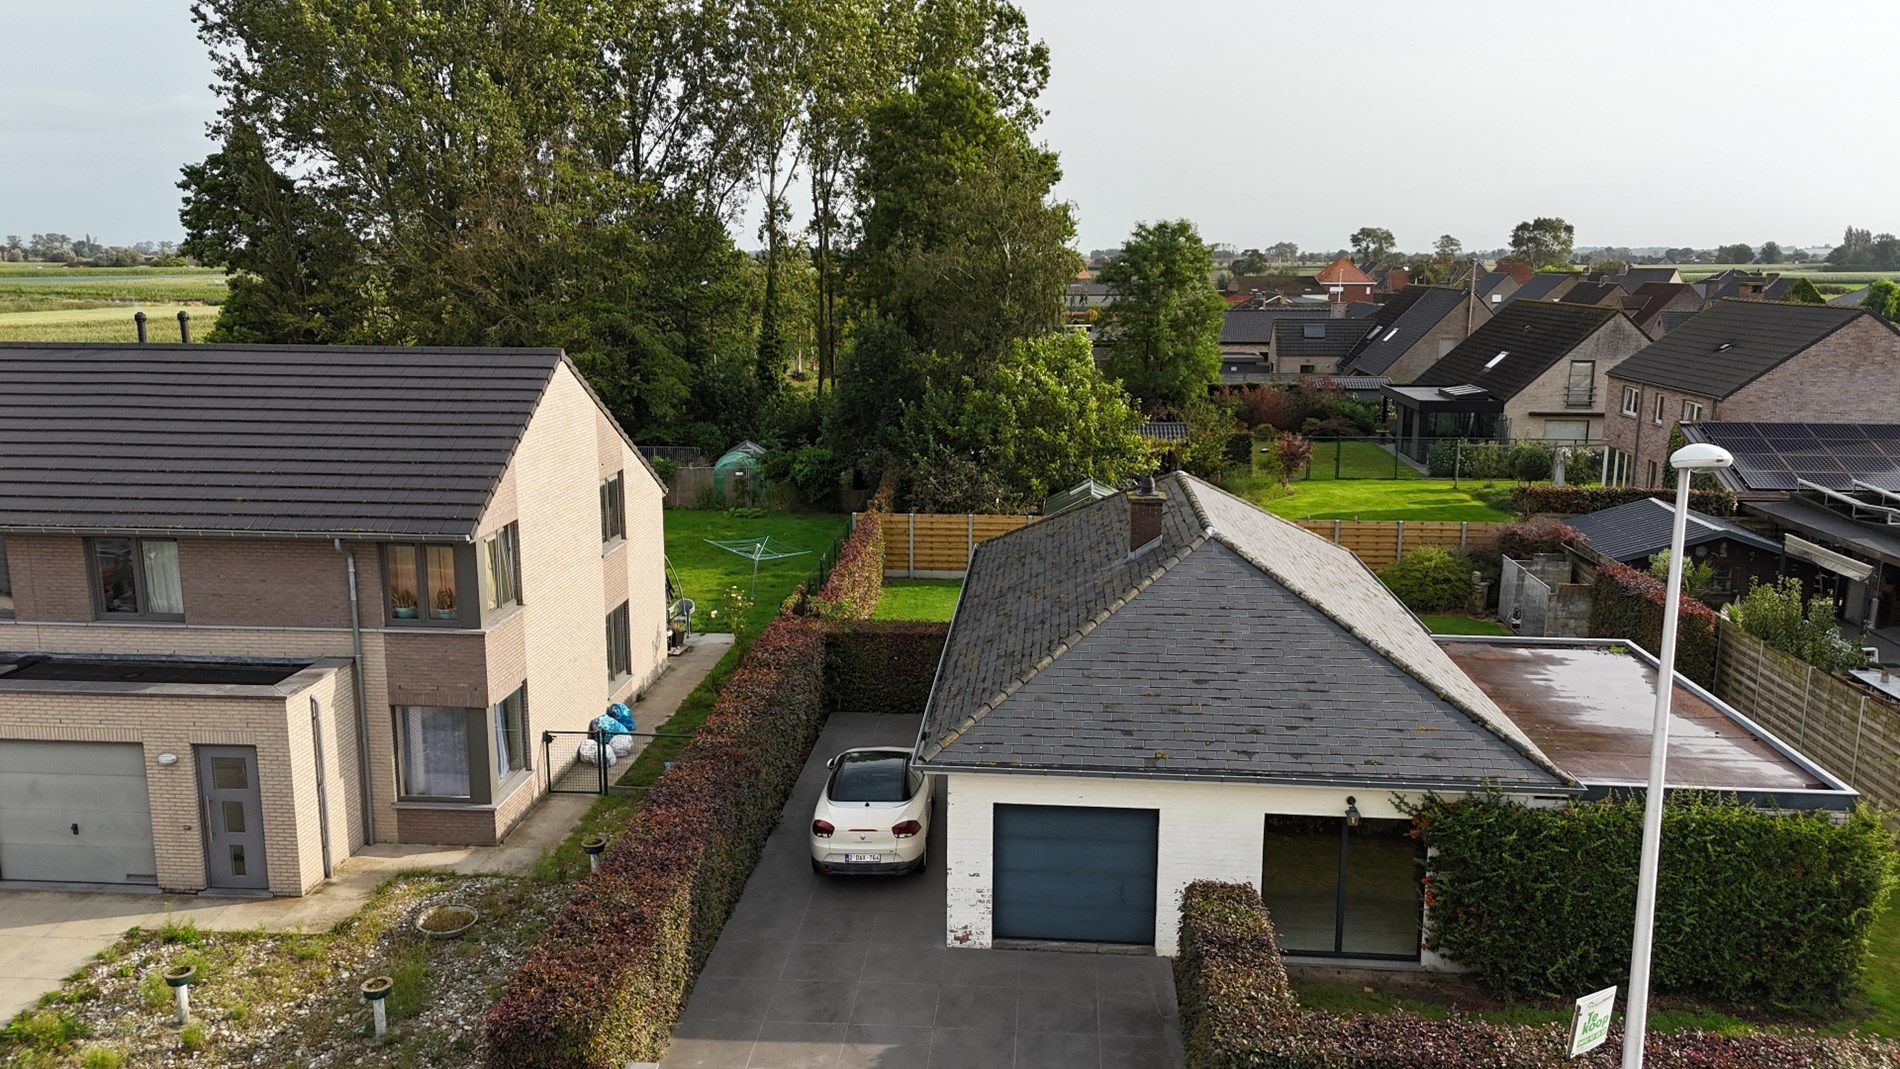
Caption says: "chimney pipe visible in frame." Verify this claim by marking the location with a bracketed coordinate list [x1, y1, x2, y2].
[1127, 474, 1166, 553]
[135, 311, 148, 344]
[177, 310, 191, 344]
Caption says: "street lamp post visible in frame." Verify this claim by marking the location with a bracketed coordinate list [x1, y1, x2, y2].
[1621, 442, 1734, 1068]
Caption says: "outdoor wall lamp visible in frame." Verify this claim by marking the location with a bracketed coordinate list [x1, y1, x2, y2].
[1344, 797, 1361, 827]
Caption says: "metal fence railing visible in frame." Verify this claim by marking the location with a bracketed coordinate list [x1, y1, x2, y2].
[1293, 436, 1610, 484]
[543, 726, 696, 797]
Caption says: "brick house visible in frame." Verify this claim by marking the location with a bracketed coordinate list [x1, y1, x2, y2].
[1603, 300, 1900, 489]
[0, 343, 668, 895]
[1342, 285, 1490, 384]
[1384, 301, 1651, 461]
[1314, 255, 1375, 303]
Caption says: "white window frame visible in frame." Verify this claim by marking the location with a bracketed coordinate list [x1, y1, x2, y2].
[1621, 385, 1641, 417]
[1682, 399, 1704, 423]
[1652, 392, 1667, 425]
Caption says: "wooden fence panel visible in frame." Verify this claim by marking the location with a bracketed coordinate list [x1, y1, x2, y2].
[1295, 520, 1506, 570]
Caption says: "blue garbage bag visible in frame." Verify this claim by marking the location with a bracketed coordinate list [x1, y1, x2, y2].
[605, 701, 637, 733]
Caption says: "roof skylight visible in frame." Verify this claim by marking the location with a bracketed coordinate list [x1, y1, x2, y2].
[1381, 327, 1399, 342]
[1484, 351, 1509, 369]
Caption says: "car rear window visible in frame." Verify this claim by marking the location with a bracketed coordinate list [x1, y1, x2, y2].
[830, 753, 910, 802]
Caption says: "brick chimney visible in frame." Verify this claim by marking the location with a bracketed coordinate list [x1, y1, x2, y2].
[1127, 475, 1166, 552]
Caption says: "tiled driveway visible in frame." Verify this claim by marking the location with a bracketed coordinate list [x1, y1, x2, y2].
[660, 712, 1184, 1069]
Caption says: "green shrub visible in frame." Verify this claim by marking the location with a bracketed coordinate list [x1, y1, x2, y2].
[1406, 792, 1899, 1005]
[1377, 548, 1476, 613]
[1588, 561, 1719, 686]
[649, 455, 679, 490]
[1728, 576, 1869, 673]
[1174, 880, 1899, 1068]
[821, 620, 947, 713]
[180, 1020, 207, 1051]
[80, 1046, 125, 1069]
[2, 1010, 88, 1053]
[1510, 441, 1553, 482]
[485, 615, 826, 1068]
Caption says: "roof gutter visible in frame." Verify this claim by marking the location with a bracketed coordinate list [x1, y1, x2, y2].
[0, 525, 476, 544]
[911, 757, 1581, 796]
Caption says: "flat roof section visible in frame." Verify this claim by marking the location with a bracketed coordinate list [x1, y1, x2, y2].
[1441, 640, 1838, 799]
[0, 655, 310, 687]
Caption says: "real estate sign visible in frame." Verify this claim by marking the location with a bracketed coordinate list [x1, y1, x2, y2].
[1568, 985, 1617, 1057]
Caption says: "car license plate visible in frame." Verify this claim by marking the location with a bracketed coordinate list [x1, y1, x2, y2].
[844, 853, 881, 863]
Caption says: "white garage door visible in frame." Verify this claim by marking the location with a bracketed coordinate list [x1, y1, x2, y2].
[0, 742, 158, 885]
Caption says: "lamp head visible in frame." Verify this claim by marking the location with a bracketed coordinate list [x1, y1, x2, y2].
[1669, 443, 1734, 472]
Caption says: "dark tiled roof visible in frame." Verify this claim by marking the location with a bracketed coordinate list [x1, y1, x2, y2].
[1139, 421, 1190, 441]
[1504, 272, 1580, 304]
[1559, 281, 1624, 306]
[1220, 306, 1333, 344]
[1618, 267, 1683, 287]
[1344, 286, 1471, 376]
[0, 343, 562, 538]
[1475, 270, 1515, 297]
[1830, 286, 1871, 307]
[1412, 301, 1622, 400]
[1609, 299, 1881, 398]
[916, 474, 1567, 789]
[1627, 282, 1700, 329]
[1273, 317, 1369, 361]
[1566, 496, 1779, 564]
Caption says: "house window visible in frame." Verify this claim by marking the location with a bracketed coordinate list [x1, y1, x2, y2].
[1607, 448, 1633, 487]
[1543, 419, 1589, 444]
[1621, 385, 1641, 417]
[482, 523, 522, 613]
[1302, 322, 1326, 338]
[1652, 392, 1666, 425]
[494, 685, 528, 779]
[385, 544, 461, 625]
[1647, 460, 1660, 488]
[606, 601, 632, 682]
[89, 537, 183, 618]
[600, 472, 626, 544]
[0, 534, 12, 617]
[1262, 814, 1420, 960]
[1682, 400, 1704, 422]
[396, 706, 472, 799]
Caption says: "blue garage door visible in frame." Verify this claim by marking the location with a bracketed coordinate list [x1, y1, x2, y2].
[993, 804, 1159, 944]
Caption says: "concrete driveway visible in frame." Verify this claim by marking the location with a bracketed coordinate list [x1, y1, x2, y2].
[660, 711, 1184, 1069]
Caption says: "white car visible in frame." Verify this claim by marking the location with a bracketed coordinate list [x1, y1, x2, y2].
[809, 747, 933, 875]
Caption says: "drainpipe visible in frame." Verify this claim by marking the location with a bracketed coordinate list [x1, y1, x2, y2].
[333, 539, 376, 845]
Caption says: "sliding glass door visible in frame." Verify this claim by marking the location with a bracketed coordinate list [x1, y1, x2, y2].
[1261, 814, 1421, 961]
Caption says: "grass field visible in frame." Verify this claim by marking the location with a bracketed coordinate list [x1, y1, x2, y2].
[1258, 479, 1514, 522]
[1299, 440, 1424, 481]
[875, 578, 962, 621]
[1417, 613, 1512, 635]
[0, 265, 227, 341]
[0, 302, 222, 342]
[1672, 263, 1900, 288]
[664, 509, 851, 634]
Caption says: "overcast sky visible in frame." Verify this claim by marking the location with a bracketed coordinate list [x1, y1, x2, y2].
[6, 0, 1896, 253]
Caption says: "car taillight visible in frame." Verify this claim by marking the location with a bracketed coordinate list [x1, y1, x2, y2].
[892, 820, 921, 838]
[812, 819, 834, 838]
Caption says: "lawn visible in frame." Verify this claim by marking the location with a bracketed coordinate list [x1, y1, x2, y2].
[1417, 613, 1512, 636]
[0, 302, 223, 342]
[1298, 439, 1423, 481]
[875, 578, 962, 621]
[664, 509, 851, 634]
[1259, 479, 1515, 522]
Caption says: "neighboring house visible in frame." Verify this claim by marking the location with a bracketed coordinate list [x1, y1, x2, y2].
[914, 474, 1853, 957]
[1384, 301, 1650, 460]
[1064, 279, 1115, 317]
[1342, 285, 1490, 384]
[1624, 281, 1705, 339]
[1271, 317, 1367, 375]
[1314, 255, 1375, 303]
[1615, 266, 1685, 288]
[1696, 270, 1779, 302]
[1219, 305, 1366, 380]
[1681, 422, 1900, 640]
[1603, 300, 1900, 491]
[1475, 269, 1522, 308]
[1565, 497, 1785, 601]
[0, 343, 668, 896]
[1370, 266, 1411, 294]
[1559, 280, 1627, 307]
[1500, 271, 1581, 305]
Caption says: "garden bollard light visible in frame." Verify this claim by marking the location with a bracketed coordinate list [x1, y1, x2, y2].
[582, 835, 608, 873]
[362, 975, 393, 1039]
[163, 963, 197, 1025]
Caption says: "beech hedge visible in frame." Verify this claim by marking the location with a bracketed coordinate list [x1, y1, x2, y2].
[1588, 560, 1720, 686]
[484, 616, 826, 1068]
[808, 487, 892, 620]
[822, 620, 948, 713]
[1175, 880, 1898, 1069]
[1406, 792, 1897, 1006]
[1512, 484, 1737, 518]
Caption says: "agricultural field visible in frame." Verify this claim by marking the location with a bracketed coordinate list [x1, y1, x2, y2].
[1669, 263, 1900, 291]
[0, 264, 226, 342]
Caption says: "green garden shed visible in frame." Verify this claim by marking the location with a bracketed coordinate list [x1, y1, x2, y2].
[713, 440, 767, 504]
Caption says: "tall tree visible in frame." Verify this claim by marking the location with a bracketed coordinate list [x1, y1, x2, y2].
[1097, 219, 1226, 411]
[1433, 234, 1463, 259]
[1509, 217, 1575, 269]
[1350, 226, 1396, 265]
[1756, 240, 1784, 264]
[1716, 243, 1755, 264]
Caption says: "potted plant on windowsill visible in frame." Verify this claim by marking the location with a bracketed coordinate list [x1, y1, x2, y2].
[431, 588, 457, 620]
[391, 589, 419, 620]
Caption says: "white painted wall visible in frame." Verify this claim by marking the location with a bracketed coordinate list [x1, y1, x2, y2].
[943, 770, 1494, 960]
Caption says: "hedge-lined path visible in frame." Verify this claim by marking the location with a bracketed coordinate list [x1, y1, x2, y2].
[657, 711, 1184, 1069]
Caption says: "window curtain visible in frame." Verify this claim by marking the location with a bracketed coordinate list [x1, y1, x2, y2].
[400, 706, 471, 798]
[493, 689, 525, 778]
[141, 540, 183, 614]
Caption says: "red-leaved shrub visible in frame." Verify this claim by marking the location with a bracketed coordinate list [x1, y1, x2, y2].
[808, 487, 891, 619]
[1512, 484, 1736, 517]
[1589, 561, 1721, 686]
[1496, 516, 1579, 560]
[822, 620, 948, 713]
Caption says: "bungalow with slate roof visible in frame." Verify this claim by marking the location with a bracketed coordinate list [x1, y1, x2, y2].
[1565, 497, 1785, 602]
[913, 474, 1853, 958]
[0, 343, 669, 895]
[1603, 300, 1900, 491]
[1383, 301, 1650, 461]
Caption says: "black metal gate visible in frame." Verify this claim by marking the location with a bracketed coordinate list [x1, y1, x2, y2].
[543, 726, 694, 796]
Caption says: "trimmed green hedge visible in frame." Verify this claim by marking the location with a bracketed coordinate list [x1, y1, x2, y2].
[1512, 484, 1737, 517]
[484, 615, 826, 1067]
[1175, 880, 1898, 1068]
[1377, 548, 1477, 613]
[808, 488, 891, 619]
[1588, 560, 1720, 686]
[1407, 793, 1898, 1005]
[822, 620, 948, 713]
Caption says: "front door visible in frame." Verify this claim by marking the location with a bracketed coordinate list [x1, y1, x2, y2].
[197, 746, 267, 890]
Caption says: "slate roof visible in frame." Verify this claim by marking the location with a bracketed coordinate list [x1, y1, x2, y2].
[915, 473, 1569, 790]
[1830, 286, 1871, 308]
[1411, 301, 1622, 401]
[1503, 272, 1580, 304]
[0, 342, 565, 538]
[1559, 281, 1625, 306]
[1566, 496, 1779, 564]
[1273, 317, 1369, 362]
[1220, 306, 1334, 345]
[1343, 286, 1470, 376]
[1475, 270, 1515, 298]
[1626, 282, 1701, 330]
[1618, 267, 1684, 287]
[1608, 299, 1884, 398]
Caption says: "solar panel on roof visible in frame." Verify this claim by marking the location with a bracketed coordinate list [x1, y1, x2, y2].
[1697, 422, 1900, 492]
